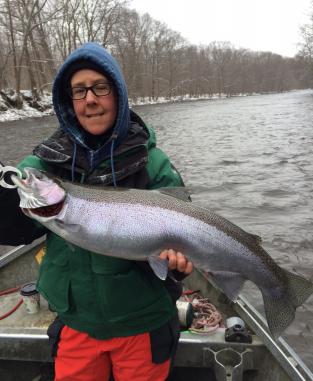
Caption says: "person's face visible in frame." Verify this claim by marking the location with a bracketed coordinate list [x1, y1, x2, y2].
[70, 69, 117, 135]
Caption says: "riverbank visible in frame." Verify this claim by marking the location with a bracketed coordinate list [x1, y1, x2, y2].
[0, 89, 54, 122]
[0, 88, 286, 123]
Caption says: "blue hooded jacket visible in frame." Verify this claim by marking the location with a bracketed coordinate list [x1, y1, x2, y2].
[52, 42, 130, 172]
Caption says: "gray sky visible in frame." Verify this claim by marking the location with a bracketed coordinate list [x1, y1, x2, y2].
[130, 0, 312, 57]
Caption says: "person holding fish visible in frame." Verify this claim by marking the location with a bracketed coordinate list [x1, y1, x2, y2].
[0, 43, 193, 381]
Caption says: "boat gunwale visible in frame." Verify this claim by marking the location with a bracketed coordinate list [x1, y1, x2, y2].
[0, 237, 45, 269]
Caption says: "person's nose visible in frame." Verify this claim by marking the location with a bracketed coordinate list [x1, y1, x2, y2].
[85, 88, 98, 104]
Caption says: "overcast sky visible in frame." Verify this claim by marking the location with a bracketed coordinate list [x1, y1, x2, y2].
[130, 0, 312, 57]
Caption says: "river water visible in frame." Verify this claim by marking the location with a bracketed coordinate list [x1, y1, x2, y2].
[1, 89, 313, 370]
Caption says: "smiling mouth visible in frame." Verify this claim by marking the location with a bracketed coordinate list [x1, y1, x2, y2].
[86, 113, 104, 118]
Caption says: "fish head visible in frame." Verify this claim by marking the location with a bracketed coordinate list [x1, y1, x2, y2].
[11, 167, 66, 209]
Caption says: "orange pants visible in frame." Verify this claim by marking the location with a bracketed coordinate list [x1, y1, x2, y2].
[54, 325, 171, 381]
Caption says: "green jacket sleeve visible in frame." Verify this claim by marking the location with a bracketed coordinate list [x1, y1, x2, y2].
[18, 155, 51, 173]
[145, 147, 184, 189]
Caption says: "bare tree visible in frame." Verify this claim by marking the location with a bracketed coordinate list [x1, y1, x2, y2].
[80, 0, 128, 46]
[111, 9, 152, 100]
[0, 0, 311, 99]
[0, 0, 22, 103]
[299, 13, 313, 63]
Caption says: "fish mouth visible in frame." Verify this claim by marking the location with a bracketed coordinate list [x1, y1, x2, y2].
[23, 200, 64, 218]
[12, 167, 66, 209]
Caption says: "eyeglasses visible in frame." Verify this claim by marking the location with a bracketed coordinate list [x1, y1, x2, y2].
[69, 83, 112, 100]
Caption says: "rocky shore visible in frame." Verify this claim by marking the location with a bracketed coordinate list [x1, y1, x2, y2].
[0, 89, 53, 122]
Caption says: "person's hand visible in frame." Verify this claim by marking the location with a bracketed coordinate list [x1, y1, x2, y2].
[159, 249, 193, 275]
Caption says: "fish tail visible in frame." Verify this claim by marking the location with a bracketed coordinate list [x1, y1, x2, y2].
[262, 269, 313, 337]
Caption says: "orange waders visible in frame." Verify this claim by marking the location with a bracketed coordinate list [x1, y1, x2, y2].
[52, 324, 176, 381]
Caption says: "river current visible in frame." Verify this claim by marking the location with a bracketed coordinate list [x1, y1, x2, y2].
[1, 89, 313, 369]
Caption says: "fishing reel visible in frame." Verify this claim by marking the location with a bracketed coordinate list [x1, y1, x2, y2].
[0, 162, 22, 189]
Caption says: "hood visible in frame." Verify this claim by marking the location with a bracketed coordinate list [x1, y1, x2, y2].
[52, 42, 130, 169]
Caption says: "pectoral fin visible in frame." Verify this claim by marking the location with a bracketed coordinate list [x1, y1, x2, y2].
[55, 220, 81, 233]
[148, 256, 169, 280]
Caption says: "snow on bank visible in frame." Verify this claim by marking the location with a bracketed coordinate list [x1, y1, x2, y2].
[0, 102, 54, 122]
[128, 93, 227, 107]
[0, 90, 53, 122]
[0, 89, 249, 123]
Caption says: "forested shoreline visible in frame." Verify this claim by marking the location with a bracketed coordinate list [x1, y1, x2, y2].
[0, 0, 312, 113]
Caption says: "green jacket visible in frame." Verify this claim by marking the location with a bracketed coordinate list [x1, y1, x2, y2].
[18, 123, 184, 339]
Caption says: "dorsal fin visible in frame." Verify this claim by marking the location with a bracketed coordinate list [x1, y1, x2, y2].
[249, 233, 262, 245]
[156, 187, 191, 202]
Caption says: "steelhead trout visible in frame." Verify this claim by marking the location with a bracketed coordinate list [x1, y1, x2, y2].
[12, 167, 313, 337]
